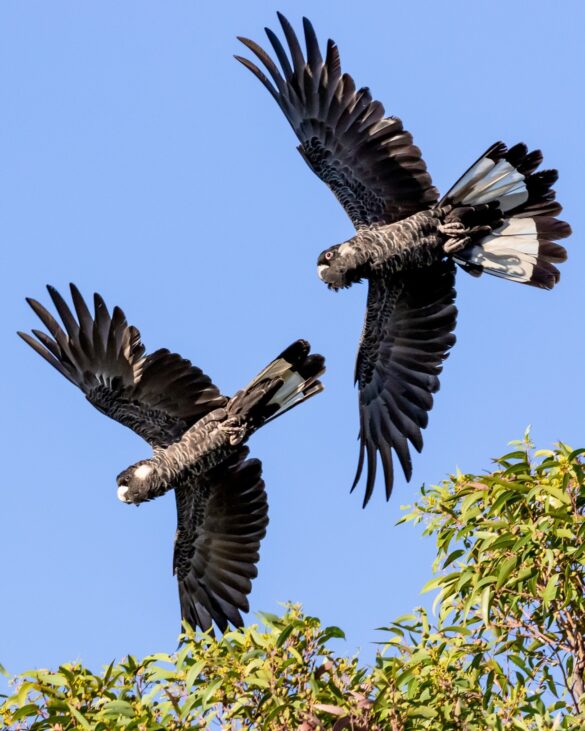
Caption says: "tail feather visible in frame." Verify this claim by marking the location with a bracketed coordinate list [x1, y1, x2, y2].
[439, 142, 570, 289]
[227, 340, 325, 428]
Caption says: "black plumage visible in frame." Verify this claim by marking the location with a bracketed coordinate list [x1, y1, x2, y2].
[237, 14, 571, 506]
[19, 285, 325, 632]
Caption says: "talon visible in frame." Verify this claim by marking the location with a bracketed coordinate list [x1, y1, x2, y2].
[444, 236, 471, 254]
[439, 221, 471, 255]
[438, 221, 467, 237]
[223, 419, 247, 445]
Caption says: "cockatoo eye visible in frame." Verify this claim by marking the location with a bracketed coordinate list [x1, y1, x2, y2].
[325, 251, 334, 261]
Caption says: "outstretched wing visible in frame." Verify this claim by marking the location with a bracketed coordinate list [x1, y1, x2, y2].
[18, 284, 227, 448]
[354, 260, 457, 506]
[236, 13, 438, 229]
[173, 449, 268, 633]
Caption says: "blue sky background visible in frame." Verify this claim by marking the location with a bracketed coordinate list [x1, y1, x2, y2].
[2, 0, 583, 683]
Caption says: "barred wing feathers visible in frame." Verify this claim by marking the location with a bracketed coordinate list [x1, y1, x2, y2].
[236, 14, 438, 229]
[174, 449, 268, 633]
[354, 261, 457, 506]
[18, 284, 227, 448]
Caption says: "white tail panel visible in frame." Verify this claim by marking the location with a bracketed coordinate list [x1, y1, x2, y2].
[441, 142, 570, 289]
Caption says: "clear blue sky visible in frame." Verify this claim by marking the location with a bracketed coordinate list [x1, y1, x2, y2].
[2, 0, 584, 681]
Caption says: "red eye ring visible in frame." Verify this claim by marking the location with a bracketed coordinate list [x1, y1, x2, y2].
[325, 251, 334, 261]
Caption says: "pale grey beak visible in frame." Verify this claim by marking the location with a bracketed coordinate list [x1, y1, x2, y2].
[117, 484, 129, 503]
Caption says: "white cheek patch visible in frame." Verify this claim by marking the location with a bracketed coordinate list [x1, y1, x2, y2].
[134, 464, 153, 480]
[338, 243, 353, 257]
[117, 485, 129, 502]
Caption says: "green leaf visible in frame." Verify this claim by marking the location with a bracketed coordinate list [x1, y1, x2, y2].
[420, 576, 444, 594]
[541, 484, 571, 504]
[313, 702, 346, 716]
[496, 555, 518, 589]
[199, 678, 223, 708]
[256, 611, 280, 626]
[145, 652, 173, 663]
[554, 528, 575, 539]
[146, 666, 176, 682]
[10, 704, 40, 721]
[460, 492, 484, 516]
[67, 703, 92, 729]
[391, 614, 418, 626]
[320, 625, 346, 642]
[542, 574, 559, 607]
[499, 450, 529, 462]
[480, 586, 491, 627]
[101, 659, 116, 687]
[99, 699, 135, 718]
[508, 655, 531, 677]
[442, 549, 465, 569]
[185, 659, 206, 688]
[276, 623, 296, 648]
[35, 672, 67, 686]
[408, 705, 438, 719]
[13, 681, 36, 707]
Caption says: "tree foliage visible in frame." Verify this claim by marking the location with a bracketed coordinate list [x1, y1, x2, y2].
[2, 438, 584, 730]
